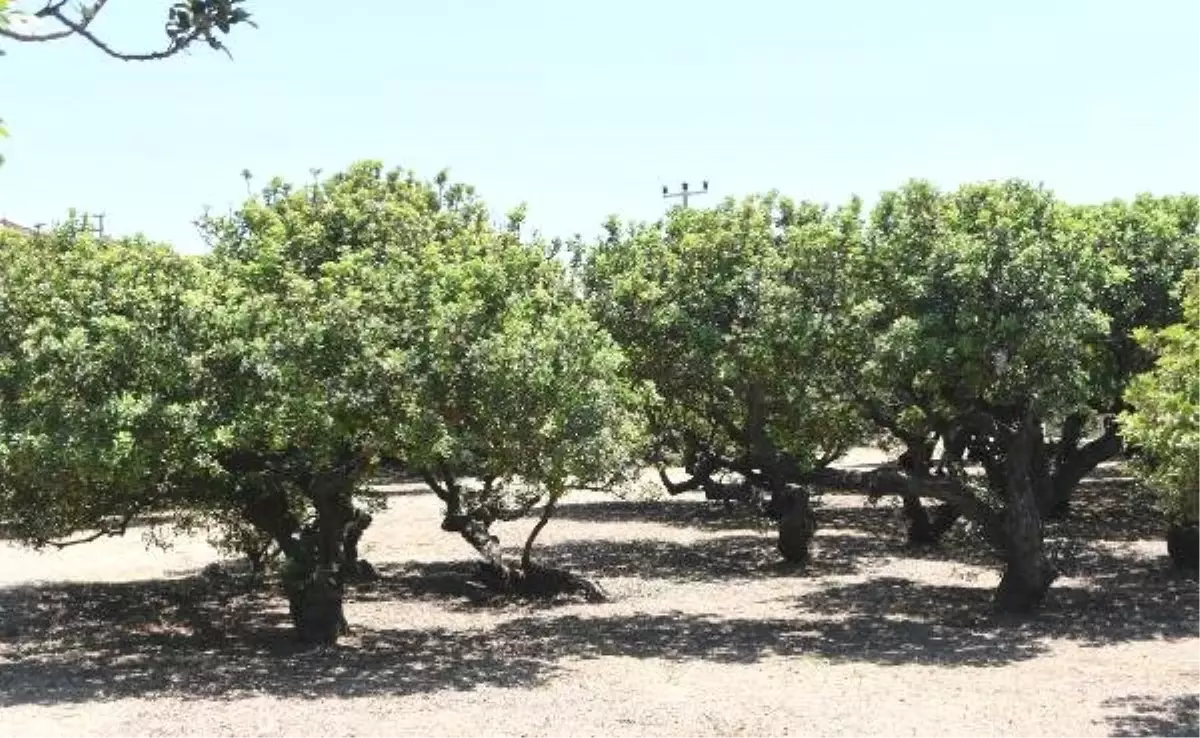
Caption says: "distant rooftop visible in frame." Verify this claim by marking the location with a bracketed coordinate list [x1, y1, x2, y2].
[0, 217, 36, 235]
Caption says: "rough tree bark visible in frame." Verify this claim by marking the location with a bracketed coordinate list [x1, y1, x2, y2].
[776, 484, 816, 565]
[240, 481, 303, 560]
[285, 467, 359, 645]
[993, 415, 1057, 614]
[861, 400, 964, 546]
[806, 465, 1003, 545]
[1037, 415, 1123, 520]
[428, 470, 608, 602]
[224, 449, 374, 644]
[896, 434, 944, 546]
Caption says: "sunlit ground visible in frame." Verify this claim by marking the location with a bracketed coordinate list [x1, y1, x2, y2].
[0, 450, 1195, 737]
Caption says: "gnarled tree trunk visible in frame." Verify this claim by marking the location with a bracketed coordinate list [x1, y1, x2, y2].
[889, 431, 965, 547]
[994, 417, 1056, 614]
[430, 471, 608, 602]
[226, 449, 373, 644]
[288, 457, 372, 645]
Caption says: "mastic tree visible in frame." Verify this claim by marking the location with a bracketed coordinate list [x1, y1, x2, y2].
[195, 161, 646, 635]
[0, 220, 206, 550]
[841, 179, 1115, 612]
[875, 193, 1199, 534]
[398, 201, 648, 600]
[579, 194, 871, 565]
[189, 161, 441, 643]
[1120, 270, 1199, 570]
[1031, 195, 1200, 517]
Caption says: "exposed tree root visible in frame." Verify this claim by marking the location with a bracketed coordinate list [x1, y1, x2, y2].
[474, 561, 610, 603]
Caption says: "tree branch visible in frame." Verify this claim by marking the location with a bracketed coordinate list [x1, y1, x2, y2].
[805, 465, 1001, 536]
[521, 493, 560, 569]
[0, 0, 107, 42]
[656, 466, 706, 495]
[2, 0, 254, 62]
[1052, 418, 1124, 495]
[37, 508, 136, 549]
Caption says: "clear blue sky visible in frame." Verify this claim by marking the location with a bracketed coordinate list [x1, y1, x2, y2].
[2, 0, 1197, 253]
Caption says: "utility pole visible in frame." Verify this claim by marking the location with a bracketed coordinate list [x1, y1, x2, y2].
[662, 179, 709, 209]
[73, 211, 106, 239]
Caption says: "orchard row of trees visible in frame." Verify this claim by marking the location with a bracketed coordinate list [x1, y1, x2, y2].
[0, 164, 645, 643]
[0, 161, 1195, 643]
[582, 181, 1198, 610]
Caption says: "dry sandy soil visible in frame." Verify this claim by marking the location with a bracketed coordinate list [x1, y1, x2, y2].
[0, 449, 1196, 737]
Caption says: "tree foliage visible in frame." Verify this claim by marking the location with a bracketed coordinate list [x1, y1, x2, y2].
[192, 161, 644, 634]
[581, 194, 871, 563]
[396, 176, 647, 596]
[0, 166, 1194, 637]
[1120, 270, 1199, 525]
[847, 179, 1124, 611]
[577, 180, 1196, 613]
[0, 220, 204, 547]
[188, 162, 534, 641]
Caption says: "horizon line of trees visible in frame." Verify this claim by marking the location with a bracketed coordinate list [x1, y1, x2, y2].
[0, 160, 1195, 644]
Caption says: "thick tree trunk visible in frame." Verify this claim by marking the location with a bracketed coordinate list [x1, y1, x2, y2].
[340, 509, 375, 581]
[778, 504, 816, 565]
[225, 450, 373, 644]
[289, 460, 372, 644]
[901, 494, 937, 545]
[900, 498, 960, 546]
[896, 436, 953, 547]
[1166, 522, 1199, 571]
[994, 418, 1056, 614]
[776, 484, 816, 565]
[936, 427, 970, 476]
[284, 567, 345, 645]
[1053, 414, 1085, 472]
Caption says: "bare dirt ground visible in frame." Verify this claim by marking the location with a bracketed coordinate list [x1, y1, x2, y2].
[0, 449, 1196, 737]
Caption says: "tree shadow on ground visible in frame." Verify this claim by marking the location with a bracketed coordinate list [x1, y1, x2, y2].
[0, 537, 1194, 707]
[1058, 474, 1165, 543]
[0, 577, 1044, 707]
[351, 531, 879, 612]
[0, 571, 556, 707]
[553, 496, 1004, 570]
[533, 532, 875, 581]
[552, 497, 768, 532]
[794, 548, 1197, 645]
[1102, 693, 1199, 737]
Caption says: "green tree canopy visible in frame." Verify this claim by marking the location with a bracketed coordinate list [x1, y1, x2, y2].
[580, 193, 871, 564]
[0, 220, 205, 547]
[193, 160, 645, 633]
[848, 179, 1117, 612]
[1120, 270, 1199, 526]
[397, 188, 647, 597]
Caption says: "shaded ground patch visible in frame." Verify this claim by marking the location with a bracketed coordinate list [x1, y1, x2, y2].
[1103, 693, 1199, 737]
